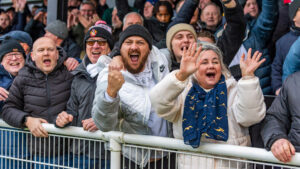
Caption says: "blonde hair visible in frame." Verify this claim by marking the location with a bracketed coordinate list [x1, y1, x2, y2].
[195, 42, 231, 79]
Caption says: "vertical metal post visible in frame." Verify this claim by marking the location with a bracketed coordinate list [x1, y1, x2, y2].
[110, 138, 121, 169]
[47, 0, 68, 25]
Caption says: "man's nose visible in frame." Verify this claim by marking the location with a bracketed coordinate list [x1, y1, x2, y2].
[92, 41, 101, 48]
[43, 50, 49, 55]
[130, 43, 138, 50]
[10, 55, 18, 60]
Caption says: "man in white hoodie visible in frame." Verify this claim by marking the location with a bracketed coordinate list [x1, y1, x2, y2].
[92, 24, 173, 169]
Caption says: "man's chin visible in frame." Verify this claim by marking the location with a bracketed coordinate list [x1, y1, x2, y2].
[125, 64, 144, 74]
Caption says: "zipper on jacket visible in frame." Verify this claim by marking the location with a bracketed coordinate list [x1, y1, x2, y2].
[45, 75, 51, 106]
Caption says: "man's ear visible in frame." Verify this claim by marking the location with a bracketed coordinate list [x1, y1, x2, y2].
[55, 50, 59, 60]
[30, 52, 35, 61]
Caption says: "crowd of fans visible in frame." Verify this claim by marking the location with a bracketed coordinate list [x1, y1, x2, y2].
[0, 0, 300, 168]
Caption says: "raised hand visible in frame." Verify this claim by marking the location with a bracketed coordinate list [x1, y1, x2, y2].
[78, 14, 92, 28]
[109, 55, 124, 71]
[176, 43, 202, 81]
[64, 57, 79, 71]
[33, 11, 44, 21]
[71, 8, 80, 18]
[220, 0, 236, 8]
[240, 48, 265, 77]
[106, 66, 125, 98]
[67, 12, 74, 29]
[91, 14, 100, 24]
[18, 0, 27, 12]
[100, 0, 106, 6]
[56, 111, 73, 127]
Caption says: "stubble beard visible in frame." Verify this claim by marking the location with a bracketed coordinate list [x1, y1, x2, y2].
[122, 50, 149, 74]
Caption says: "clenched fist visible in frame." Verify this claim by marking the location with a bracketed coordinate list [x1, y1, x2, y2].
[56, 111, 73, 127]
[107, 68, 124, 98]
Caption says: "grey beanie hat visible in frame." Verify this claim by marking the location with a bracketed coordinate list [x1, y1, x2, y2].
[45, 20, 68, 39]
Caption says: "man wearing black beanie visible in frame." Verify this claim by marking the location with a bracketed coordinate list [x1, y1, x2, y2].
[117, 24, 153, 73]
[92, 24, 173, 168]
[0, 38, 26, 112]
[0, 38, 26, 169]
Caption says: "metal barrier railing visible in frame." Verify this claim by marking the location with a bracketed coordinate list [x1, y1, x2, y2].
[0, 119, 299, 169]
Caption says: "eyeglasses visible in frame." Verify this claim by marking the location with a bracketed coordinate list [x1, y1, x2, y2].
[86, 39, 107, 46]
[4, 53, 23, 60]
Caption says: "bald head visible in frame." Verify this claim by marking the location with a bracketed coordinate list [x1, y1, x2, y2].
[32, 37, 56, 51]
[31, 37, 59, 75]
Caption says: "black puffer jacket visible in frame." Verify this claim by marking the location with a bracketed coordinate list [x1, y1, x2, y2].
[2, 47, 73, 128]
[261, 71, 300, 152]
[2, 47, 73, 156]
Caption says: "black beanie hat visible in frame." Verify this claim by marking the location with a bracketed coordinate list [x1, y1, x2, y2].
[84, 24, 114, 50]
[118, 24, 153, 50]
[0, 38, 25, 62]
[289, 0, 300, 20]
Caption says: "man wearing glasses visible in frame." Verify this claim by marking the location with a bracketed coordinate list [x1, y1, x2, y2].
[69, 1, 98, 49]
[0, 38, 26, 113]
[0, 38, 26, 169]
[55, 22, 113, 169]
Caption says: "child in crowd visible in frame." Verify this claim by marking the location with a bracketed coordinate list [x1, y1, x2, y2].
[153, 1, 173, 23]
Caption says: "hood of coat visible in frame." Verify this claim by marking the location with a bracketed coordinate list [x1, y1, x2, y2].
[72, 55, 93, 80]
[290, 23, 300, 36]
[0, 64, 14, 89]
[0, 64, 10, 77]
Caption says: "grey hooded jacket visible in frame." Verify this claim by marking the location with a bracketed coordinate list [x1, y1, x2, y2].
[56, 55, 111, 159]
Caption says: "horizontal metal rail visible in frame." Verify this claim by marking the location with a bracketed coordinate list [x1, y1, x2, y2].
[0, 119, 299, 167]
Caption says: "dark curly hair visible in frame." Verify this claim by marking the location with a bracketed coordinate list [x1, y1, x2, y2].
[153, 1, 174, 21]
